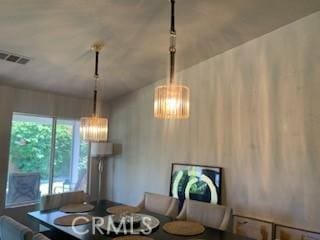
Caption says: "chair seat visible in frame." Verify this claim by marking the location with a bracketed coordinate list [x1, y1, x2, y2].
[33, 233, 51, 240]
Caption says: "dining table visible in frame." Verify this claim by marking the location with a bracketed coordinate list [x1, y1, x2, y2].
[28, 199, 253, 240]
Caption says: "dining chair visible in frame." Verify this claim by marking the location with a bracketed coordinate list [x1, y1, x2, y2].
[0, 215, 33, 240]
[177, 199, 232, 230]
[137, 192, 179, 218]
[6, 172, 41, 206]
[32, 233, 51, 240]
[40, 191, 89, 211]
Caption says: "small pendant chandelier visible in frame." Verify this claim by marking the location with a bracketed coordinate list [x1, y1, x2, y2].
[154, 0, 190, 120]
[80, 44, 108, 142]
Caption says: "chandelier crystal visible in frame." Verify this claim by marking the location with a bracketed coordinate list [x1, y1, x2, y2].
[80, 116, 108, 142]
[80, 44, 108, 142]
[154, 83, 189, 119]
[154, 0, 190, 120]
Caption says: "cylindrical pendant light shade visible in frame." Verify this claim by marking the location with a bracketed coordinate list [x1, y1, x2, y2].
[154, 83, 190, 119]
[80, 44, 109, 142]
[80, 116, 108, 142]
[153, 1, 190, 120]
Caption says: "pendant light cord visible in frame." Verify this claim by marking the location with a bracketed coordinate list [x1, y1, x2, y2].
[169, 0, 176, 84]
[93, 50, 99, 116]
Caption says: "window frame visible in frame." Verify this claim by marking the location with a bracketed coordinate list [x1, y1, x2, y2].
[5, 112, 90, 208]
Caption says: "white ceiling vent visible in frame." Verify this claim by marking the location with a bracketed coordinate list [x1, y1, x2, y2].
[0, 50, 31, 65]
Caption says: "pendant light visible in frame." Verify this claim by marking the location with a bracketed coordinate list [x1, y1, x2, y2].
[80, 44, 108, 142]
[154, 0, 190, 119]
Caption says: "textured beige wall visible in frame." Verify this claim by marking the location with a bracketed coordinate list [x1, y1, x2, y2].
[107, 12, 320, 231]
[0, 84, 108, 227]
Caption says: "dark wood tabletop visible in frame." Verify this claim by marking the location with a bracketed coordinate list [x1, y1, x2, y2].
[28, 200, 252, 240]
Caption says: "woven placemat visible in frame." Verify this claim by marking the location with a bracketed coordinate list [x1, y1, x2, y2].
[106, 205, 140, 215]
[54, 214, 92, 226]
[163, 221, 205, 236]
[60, 203, 95, 213]
[112, 236, 154, 240]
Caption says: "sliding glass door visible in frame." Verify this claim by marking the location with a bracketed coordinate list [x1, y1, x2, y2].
[6, 113, 89, 207]
[53, 119, 88, 194]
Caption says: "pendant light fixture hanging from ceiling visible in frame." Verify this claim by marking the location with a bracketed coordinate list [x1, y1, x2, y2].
[80, 43, 108, 142]
[154, 0, 190, 120]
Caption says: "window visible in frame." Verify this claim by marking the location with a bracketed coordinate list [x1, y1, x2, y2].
[6, 113, 89, 207]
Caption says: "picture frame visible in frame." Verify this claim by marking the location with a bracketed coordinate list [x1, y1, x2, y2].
[275, 224, 320, 240]
[169, 163, 222, 209]
[233, 215, 274, 240]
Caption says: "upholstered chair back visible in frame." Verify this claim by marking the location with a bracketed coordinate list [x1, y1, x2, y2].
[177, 199, 232, 230]
[0, 215, 33, 240]
[40, 191, 89, 211]
[137, 192, 179, 218]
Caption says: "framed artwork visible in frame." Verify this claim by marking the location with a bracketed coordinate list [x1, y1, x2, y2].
[275, 224, 320, 240]
[233, 215, 274, 240]
[169, 163, 222, 209]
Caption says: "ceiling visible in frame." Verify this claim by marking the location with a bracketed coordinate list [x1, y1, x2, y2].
[0, 0, 320, 100]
